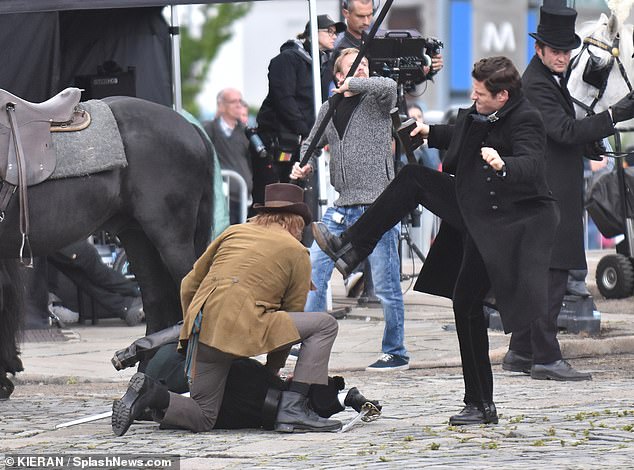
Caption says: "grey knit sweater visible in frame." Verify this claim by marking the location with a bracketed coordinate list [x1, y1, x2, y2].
[302, 76, 397, 206]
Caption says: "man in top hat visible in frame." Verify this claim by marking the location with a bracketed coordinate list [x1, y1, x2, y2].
[112, 183, 342, 435]
[502, 1, 634, 380]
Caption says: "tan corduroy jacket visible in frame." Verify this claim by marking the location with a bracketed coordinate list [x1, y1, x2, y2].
[179, 222, 311, 359]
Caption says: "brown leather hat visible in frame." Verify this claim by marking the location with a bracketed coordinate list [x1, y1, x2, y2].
[253, 183, 312, 225]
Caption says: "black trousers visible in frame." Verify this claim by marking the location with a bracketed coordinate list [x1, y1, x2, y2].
[346, 165, 494, 404]
[508, 268, 566, 364]
[48, 239, 139, 316]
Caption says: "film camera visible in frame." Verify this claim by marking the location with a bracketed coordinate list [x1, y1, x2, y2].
[367, 30, 443, 91]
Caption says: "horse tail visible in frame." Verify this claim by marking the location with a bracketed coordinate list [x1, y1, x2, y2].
[0, 259, 24, 376]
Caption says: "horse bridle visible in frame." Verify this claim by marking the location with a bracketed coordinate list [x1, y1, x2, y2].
[569, 32, 634, 116]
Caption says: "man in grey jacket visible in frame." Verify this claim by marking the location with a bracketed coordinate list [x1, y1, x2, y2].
[291, 48, 408, 371]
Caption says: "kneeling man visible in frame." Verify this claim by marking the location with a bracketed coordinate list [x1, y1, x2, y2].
[112, 183, 341, 435]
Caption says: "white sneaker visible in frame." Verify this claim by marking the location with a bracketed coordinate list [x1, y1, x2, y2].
[287, 344, 301, 362]
[50, 305, 79, 324]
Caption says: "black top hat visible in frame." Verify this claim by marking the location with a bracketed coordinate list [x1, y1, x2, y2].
[253, 183, 312, 225]
[529, 6, 581, 51]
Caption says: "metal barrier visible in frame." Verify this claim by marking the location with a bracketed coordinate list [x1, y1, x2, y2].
[221, 169, 250, 224]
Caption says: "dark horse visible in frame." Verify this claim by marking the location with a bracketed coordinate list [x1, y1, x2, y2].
[0, 97, 213, 398]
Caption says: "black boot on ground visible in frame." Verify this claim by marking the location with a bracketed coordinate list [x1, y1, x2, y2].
[112, 372, 169, 436]
[449, 402, 498, 426]
[344, 387, 382, 413]
[275, 391, 342, 433]
[311, 222, 366, 277]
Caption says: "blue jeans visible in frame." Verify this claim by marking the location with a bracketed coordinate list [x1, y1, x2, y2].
[305, 206, 408, 360]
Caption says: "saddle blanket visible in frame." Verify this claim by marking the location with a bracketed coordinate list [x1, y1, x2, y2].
[50, 99, 126, 179]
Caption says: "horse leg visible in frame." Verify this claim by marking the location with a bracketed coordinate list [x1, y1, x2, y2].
[117, 229, 181, 335]
[0, 259, 24, 399]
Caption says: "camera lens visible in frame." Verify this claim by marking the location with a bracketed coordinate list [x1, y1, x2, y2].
[245, 127, 268, 158]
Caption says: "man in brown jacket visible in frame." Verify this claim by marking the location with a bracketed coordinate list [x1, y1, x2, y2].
[112, 183, 341, 435]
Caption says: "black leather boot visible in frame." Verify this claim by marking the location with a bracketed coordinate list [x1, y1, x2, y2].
[449, 402, 498, 426]
[312, 222, 367, 277]
[275, 391, 342, 433]
[344, 387, 382, 413]
[112, 372, 170, 436]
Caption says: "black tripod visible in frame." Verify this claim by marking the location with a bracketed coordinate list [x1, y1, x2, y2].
[392, 85, 426, 280]
[398, 212, 426, 281]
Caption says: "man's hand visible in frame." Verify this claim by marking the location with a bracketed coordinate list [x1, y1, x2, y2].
[481, 147, 505, 171]
[411, 121, 430, 139]
[423, 54, 444, 77]
[431, 54, 444, 72]
[290, 161, 313, 180]
[610, 90, 634, 123]
[333, 77, 352, 94]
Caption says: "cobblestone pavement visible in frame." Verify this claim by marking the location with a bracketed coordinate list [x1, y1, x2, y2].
[2, 354, 633, 469]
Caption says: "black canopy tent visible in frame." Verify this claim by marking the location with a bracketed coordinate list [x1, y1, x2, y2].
[0, 1, 272, 106]
[0, 0, 320, 113]
[0, 1, 257, 14]
[0, 7, 173, 104]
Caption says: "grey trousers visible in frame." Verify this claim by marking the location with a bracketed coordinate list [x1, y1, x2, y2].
[160, 311, 338, 432]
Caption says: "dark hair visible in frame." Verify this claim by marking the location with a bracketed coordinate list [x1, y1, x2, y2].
[342, 0, 372, 12]
[471, 56, 521, 98]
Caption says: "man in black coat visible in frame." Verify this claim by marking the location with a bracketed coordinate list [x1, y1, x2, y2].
[502, 4, 634, 381]
[311, 56, 559, 425]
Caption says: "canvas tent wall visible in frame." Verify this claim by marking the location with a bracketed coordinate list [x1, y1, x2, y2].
[0, 8, 172, 105]
[0, 1, 272, 105]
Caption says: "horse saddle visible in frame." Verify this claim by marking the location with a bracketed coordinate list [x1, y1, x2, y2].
[0, 87, 88, 266]
[0, 87, 87, 187]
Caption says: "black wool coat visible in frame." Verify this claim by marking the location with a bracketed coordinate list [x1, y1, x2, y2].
[522, 55, 615, 270]
[415, 93, 559, 333]
[257, 40, 320, 140]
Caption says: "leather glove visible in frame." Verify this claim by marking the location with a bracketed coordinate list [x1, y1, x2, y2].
[610, 90, 634, 123]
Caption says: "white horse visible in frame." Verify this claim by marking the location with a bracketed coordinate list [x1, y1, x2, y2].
[568, 13, 634, 125]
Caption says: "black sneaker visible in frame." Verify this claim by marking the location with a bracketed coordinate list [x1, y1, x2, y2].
[121, 297, 144, 327]
[365, 354, 409, 372]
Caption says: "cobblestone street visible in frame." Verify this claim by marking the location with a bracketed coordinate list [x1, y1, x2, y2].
[2, 354, 633, 469]
[2, 251, 633, 469]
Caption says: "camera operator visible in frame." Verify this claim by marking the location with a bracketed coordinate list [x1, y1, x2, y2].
[255, 14, 346, 203]
[204, 88, 253, 225]
[291, 48, 410, 371]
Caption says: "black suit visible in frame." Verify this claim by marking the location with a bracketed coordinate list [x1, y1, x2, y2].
[344, 92, 558, 406]
[511, 55, 616, 363]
